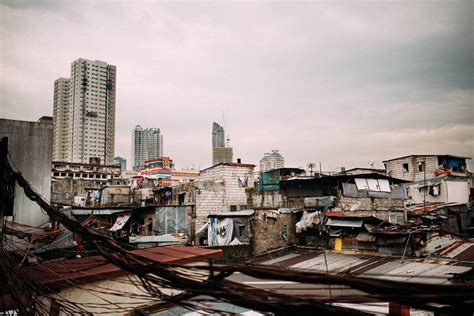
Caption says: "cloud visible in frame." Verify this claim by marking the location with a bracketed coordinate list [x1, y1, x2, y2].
[1, 1, 472, 170]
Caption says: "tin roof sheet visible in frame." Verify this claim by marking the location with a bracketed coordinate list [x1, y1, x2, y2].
[255, 250, 472, 285]
[22, 245, 222, 289]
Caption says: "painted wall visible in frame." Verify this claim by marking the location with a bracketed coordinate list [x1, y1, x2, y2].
[407, 179, 470, 204]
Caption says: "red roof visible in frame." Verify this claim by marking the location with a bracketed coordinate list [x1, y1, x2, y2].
[325, 211, 346, 217]
[22, 245, 222, 289]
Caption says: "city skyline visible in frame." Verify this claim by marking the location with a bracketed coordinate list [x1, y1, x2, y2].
[1, 2, 473, 170]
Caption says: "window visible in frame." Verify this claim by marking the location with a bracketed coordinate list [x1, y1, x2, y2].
[418, 161, 426, 172]
[402, 163, 409, 173]
[238, 225, 246, 236]
[230, 205, 237, 212]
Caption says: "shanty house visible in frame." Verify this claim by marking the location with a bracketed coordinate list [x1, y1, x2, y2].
[383, 154, 470, 182]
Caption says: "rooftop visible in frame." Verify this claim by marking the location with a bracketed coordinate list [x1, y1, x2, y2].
[383, 154, 471, 163]
[22, 245, 222, 290]
[251, 248, 472, 285]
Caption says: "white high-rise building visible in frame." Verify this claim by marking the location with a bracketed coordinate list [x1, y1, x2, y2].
[132, 125, 164, 170]
[52, 58, 116, 164]
[260, 150, 285, 172]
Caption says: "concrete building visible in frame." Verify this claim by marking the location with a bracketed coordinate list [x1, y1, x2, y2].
[211, 122, 233, 165]
[51, 159, 121, 205]
[212, 122, 225, 148]
[212, 147, 233, 166]
[52, 58, 116, 165]
[132, 125, 163, 170]
[383, 154, 470, 182]
[114, 156, 127, 172]
[404, 175, 471, 204]
[0, 119, 53, 226]
[259, 150, 285, 172]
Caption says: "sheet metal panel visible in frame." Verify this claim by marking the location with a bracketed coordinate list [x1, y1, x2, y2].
[261, 253, 302, 266]
[326, 218, 364, 227]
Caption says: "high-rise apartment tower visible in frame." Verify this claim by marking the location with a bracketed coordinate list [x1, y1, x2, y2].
[260, 150, 285, 171]
[211, 122, 233, 165]
[212, 122, 225, 148]
[132, 125, 164, 170]
[52, 58, 116, 164]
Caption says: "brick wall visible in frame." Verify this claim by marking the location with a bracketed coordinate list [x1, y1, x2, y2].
[195, 164, 254, 231]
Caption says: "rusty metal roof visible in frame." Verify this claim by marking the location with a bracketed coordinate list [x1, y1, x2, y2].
[253, 249, 472, 285]
[407, 202, 467, 216]
[435, 241, 474, 262]
[22, 245, 222, 289]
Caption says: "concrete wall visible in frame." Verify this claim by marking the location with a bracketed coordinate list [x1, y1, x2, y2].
[338, 196, 405, 211]
[195, 164, 254, 230]
[249, 189, 284, 208]
[251, 210, 297, 255]
[385, 156, 438, 181]
[51, 178, 101, 205]
[0, 119, 52, 226]
[407, 179, 470, 204]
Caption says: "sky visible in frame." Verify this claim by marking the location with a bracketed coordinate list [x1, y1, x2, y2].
[1, 1, 473, 171]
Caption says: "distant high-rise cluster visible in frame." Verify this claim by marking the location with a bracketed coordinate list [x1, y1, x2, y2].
[212, 122, 233, 165]
[52, 58, 116, 164]
[260, 150, 284, 171]
[132, 125, 164, 170]
[114, 156, 127, 172]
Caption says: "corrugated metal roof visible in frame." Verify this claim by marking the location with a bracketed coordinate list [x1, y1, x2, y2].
[436, 241, 474, 261]
[208, 210, 254, 217]
[255, 250, 472, 285]
[71, 208, 130, 215]
[22, 245, 222, 289]
[326, 218, 364, 227]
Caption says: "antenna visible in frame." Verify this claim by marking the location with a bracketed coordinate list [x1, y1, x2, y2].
[222, 108, 230, 147]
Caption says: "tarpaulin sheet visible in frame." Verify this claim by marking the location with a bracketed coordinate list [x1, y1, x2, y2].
[217, 218, 234, 246]
[155, 206, 188, 235]
[296, 211, 321, 233]
[109, 215, 131, 232]
[208, 218, 234, 246]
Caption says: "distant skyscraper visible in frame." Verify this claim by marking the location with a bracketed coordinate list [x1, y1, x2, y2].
[260, 150, 285, 171]
[114, 156, 127, 172]
[132, 125, 164, 170]
[52, 58, 116, 164]
[211, 122, 233, 165]
[212, 122, 225, 148]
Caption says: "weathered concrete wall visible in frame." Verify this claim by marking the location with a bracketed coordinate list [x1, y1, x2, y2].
[338, 196, 405, 211]
[249, 189, 284, 208]
[0, 119, 52, 226]
[51, 178, 100, 205]
[385, 155, 438, 181]
[101, 186, 132, 206]
[251, 210, 297, 255]
[195, 165, 254, 230]
[406, 178, 470, 204]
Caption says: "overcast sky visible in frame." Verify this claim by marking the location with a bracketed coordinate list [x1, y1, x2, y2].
[1, 1, 473, 171]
